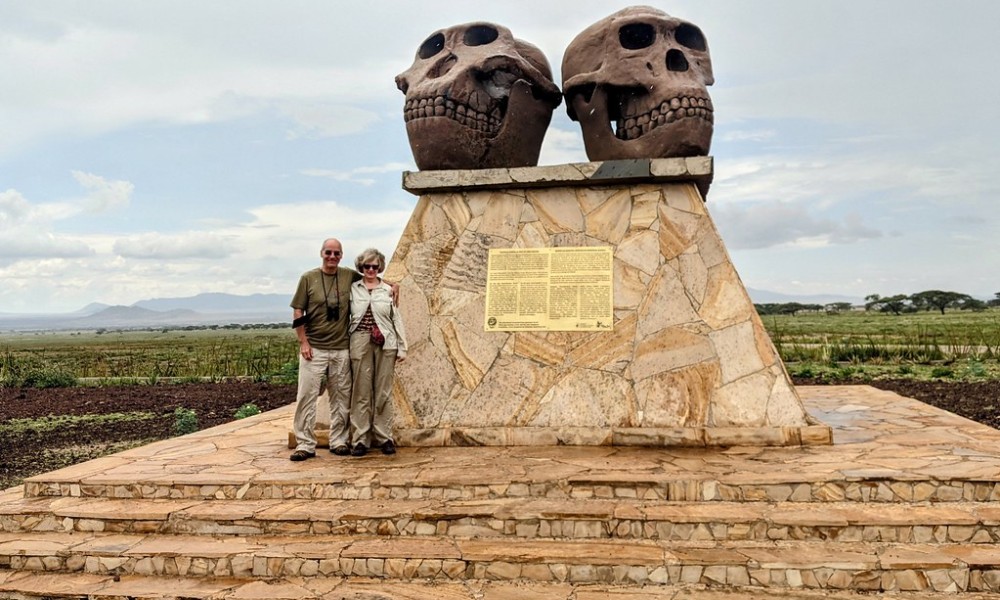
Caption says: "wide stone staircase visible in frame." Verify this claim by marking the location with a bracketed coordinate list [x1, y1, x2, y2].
[2, 386, 1000, 599]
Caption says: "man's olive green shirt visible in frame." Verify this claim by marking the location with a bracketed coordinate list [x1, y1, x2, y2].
[291, 267, 360, 350]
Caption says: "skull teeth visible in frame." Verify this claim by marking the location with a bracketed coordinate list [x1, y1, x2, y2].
[404, 95, 502, 136]
[614, 95, 713, 141]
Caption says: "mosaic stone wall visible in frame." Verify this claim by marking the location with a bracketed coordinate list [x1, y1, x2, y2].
[382, 159, 828, 447]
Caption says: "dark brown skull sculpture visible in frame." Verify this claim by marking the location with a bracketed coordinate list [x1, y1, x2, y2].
[396, 22, 562, 170]
[562, 6, 714, 161]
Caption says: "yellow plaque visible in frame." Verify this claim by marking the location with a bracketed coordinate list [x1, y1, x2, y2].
[484, 247, 614, 332]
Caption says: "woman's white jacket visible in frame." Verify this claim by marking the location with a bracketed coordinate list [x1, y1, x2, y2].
[348, 280, 407, 358]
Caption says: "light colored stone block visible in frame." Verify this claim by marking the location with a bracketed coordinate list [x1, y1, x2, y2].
[617, 230, 661, 276]
[478, 191, 525, 242]
[631, 327, 715, 382]
[709, 320, 765, 385]
[531, 369, 637, 428]
[585, 188, 632, 244]
[634, 362, 717, 427]
[528, 187, 584, 234]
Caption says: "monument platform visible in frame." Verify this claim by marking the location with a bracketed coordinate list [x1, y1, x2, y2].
[3, 385, 1000, 598]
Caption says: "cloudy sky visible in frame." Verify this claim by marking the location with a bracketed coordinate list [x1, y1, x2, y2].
[1, 1, 997, 313]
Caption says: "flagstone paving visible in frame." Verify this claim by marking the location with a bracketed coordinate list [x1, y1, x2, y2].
[2, 385, 1000, 598]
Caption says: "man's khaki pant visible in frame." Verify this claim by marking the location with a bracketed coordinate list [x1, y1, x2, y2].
[349, 332, 397, 449]
[292, 348, 351, 453]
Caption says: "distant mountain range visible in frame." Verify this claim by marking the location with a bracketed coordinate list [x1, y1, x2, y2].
[0, 289, 867, 333]
[0, 293, 289, 332]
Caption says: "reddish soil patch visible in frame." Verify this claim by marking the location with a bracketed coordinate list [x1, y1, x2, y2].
[2, 380, 998, 489]
[0, 382, 295, 489]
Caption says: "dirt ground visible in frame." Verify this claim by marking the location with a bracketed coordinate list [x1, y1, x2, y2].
[0, 381, 296, 490]
[2, 379, 999, 489]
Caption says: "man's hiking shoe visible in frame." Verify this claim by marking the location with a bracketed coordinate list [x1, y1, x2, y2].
[331, 445, 350, 456]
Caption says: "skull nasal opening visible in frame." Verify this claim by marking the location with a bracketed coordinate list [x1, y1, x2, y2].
[666, 49, 689, 72]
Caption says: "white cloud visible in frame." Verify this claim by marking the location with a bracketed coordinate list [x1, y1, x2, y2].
[0, 194, 415, 311]
[715, 202, 882, 250]
[712, 150, 977, 209]
[233, 199, 412, 264]
[301, 162, 414, 185]
[0, 190, 32, 227]
[721, 129, 776, 143]
[72, 171, 134, 212]
[0, 187, 98, 258]
[0, 233, 94, 260]
[0, 11, 405, 157]
[538, 125, 588, 166]
[113, 232, 237, 259]
[280, 102, 382, 140]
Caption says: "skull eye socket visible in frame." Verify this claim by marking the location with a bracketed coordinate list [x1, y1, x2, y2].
[618, 23, 655, 50]
[675, 23, 707, 51]
[418, 33, 445, 59]
[464, 25, 499, 46]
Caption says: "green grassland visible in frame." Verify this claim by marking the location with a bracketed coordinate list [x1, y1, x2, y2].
[2, 309, 999, 387]
[1, 328, 298, 386]
[761, 308, 1000, 381]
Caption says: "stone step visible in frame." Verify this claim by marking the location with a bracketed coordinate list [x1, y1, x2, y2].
[22, 455, 1000, 504]
[4, 572, 1000, 600]
[2, 532, 1000, 593]
[3, 492, 999, 545]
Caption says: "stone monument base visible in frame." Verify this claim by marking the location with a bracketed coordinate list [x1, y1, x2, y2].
[290, 158, 832, 448]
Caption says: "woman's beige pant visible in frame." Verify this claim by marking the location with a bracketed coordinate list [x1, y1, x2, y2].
[349, 332, 397, 448]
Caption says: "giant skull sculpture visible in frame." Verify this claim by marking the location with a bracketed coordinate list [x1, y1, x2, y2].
[396, 22, 562, 170]
[562, 6, 714, 161]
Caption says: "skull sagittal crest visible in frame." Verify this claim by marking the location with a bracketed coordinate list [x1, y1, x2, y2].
[562, 6, 714, 161]
[396, 22, 562, 170]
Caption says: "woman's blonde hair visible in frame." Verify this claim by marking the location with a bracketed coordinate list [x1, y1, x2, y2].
[355, 248, 386, 273]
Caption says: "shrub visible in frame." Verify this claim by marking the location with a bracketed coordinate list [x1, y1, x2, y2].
[1, 354, 76, 389]
[930, 367, 954, 379]
[267, 361, 299, 385]
[834, 366, 857, 381]
[791, 365, 815, 379]
[234, 403, 261, 419]
[964, 360, 987, 379]
[173, 407, 198, 436]
[21, 368, 77, 389]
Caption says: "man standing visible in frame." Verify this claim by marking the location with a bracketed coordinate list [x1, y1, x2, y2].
[289, 238, 359, 461]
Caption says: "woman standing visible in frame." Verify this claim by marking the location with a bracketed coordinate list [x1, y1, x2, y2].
[347, 248, 407, 456]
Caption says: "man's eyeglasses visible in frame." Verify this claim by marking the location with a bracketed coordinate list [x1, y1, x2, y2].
[361, 263, 380, 271]
[323, 250, 342, 257]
